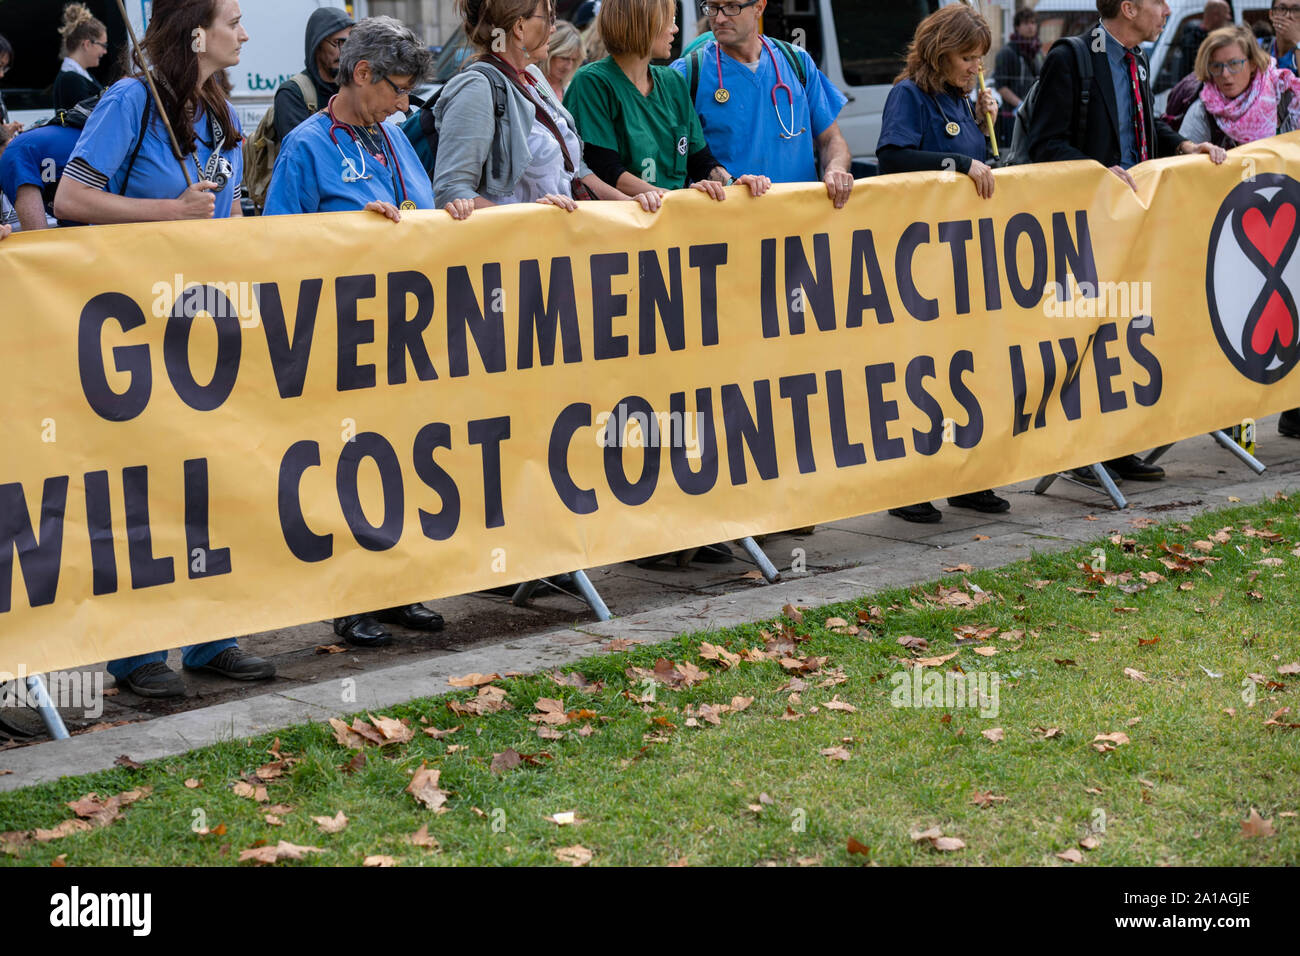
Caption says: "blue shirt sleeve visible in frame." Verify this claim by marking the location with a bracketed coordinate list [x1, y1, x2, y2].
[0, 127, 79, 202]
[799, 50, 847, 139]
[68, 79, 147, 182]
[262, 127, 317, 216]
[877, 80, 928, 151]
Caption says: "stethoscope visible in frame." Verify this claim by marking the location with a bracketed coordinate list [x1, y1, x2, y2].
[712, 36, 806, 140]
[325, 97, 416, 210]
[931, 89, 976, 138]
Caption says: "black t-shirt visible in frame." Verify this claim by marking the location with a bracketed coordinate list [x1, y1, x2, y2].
[53, 69, 103, 112]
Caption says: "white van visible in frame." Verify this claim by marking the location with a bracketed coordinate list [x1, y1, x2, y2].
[2, 0, 367, 131]
[677, 0, 1015, 174]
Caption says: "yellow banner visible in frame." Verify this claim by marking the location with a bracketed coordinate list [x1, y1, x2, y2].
[4, 135, 1300, 675]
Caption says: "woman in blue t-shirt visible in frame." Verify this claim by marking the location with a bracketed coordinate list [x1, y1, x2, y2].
[53, 0, 275, 699]
[876, 4, 1008, 524]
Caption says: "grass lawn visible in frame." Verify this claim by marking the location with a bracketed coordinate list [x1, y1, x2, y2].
[2, 498, 1299, 867]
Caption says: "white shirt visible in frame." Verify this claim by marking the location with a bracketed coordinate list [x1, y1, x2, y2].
[60, 56, 94, 80]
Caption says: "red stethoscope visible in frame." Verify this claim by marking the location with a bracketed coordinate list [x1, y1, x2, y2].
[325, 96, 416, 210]
[712, 35, 806, 140]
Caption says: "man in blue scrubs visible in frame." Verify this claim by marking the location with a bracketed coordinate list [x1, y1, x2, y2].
[0, 122, 82, 229]
[671, 0, 854, 206]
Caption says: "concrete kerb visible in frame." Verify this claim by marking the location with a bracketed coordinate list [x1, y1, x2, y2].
[2, 476, 1297, 793]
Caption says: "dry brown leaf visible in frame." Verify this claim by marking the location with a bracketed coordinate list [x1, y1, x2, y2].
[1123, 667, 1149, 682]
[231, 781, 268, 803]
[555, 844, 593, 866]
[1035, 726, 1063, 739]
[943, 564, 974, 573]
[312, 811, 348, 834]
[363, 855, 397, 867]
[1240, 808, 1276, 838]
[896, 635, 929, 650]
[423, 725, 462, 740]
[846, 837, 871, 857]
[914, 652, 959, 668]
[971, 789, 1007, 808]
[264, 814, 284, 827]
[981, 728, 1004, 743]
[409, 824, 439, 849]
[819, 746, 851, 761]
[490, 749, 523, 774]
[315, 644, 347, 654]
[1079, 835, 1100, 850]
[1278, 662, 1300, 676]
[328, 717, 367, 750]
[782, 603, 805, 624]
[823, 697, 857, 713]
[448, 672, 501, 687]
[238, 840, 324, 865]
[114, 755, 143, 770]
[1056, 848, 1083, 863]
[973, 646, 998, 657]
[536, 725, 565, 741]
[407, 762, 449, 813]
[184, 778, 201, 789]
[601, 638, 642, 652]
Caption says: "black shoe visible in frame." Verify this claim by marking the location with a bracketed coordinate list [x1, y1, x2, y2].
[692, 542, 735, 564]
[118, 661, 186, 698]
[947, 489, 1010, 514]
[374, 603, 444, 632]
[184, 647, 276, 681]
[333, 614, 393, 648]
[1105, 454, 1164, 481]
[888, 502, 942, 523]
[1279, 408, 1300, 438]
[1069, 464, 1122, 486]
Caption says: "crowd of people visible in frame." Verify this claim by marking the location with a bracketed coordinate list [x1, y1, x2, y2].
[0, 0, 1296, 695]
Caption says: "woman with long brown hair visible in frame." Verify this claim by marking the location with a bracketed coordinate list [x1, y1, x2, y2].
[53, 0, 274, 698]
[877, 3, 1007, 524]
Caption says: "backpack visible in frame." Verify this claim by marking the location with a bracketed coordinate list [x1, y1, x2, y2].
[1002, 34, 1092, 167]
[1163, 71, 1203, 131]
[400, 61, 510, 188]
[684, 36, 808, 104]
[243, 73, 317, 211]
[28, 92, 102, 131]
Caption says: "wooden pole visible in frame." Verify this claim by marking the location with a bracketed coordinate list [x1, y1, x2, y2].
[113, 0, 194, 186]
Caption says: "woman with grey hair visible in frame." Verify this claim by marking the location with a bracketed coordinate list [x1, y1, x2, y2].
[434, 0, 659, 220]
[263, 17, 446, 649]
[543, 20, 584, 100]
[264, 16, 435, 219]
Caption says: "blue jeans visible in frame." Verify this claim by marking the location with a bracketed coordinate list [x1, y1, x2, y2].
[106, 639, 238, 679]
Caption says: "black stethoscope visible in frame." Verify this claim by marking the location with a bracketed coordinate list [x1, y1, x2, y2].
[931, 89, 976, 138]
[325, 96, 416, 210]
[712, 36, 805, 140]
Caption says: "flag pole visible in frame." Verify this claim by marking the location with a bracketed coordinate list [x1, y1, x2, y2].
[113, 0, 195, 186]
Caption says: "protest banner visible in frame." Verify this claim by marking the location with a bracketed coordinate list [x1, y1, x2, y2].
[3, 134, 1299, 674]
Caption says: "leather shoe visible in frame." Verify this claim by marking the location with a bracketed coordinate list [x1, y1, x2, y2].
[374, 603, 444, 632]
[1105, 454, 1164, 481]
[888, 502, 942, 523]
[333, 614, 392, 648]
[184, 647, 275, 681]
[1279, 408, 1300, 438]
[947, 489, 1010, 513]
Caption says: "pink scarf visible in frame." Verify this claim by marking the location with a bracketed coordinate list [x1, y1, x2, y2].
[1200, 59, 1300, 144]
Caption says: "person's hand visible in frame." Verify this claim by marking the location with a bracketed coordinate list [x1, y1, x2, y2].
[0, 223, 10, 241]
[537, 193, 578, 211]
[734, 173, 771, 197]
[1107, 164, 1138, 191]
[633, 189, 665, 212]
[2, 121, 21, 139]
[976, 87, 997, 127]
[967, 158, 994, 199]
[1186, 140, 1227, 164]
[444, 197, 474, 220]
[174, 179, 218, 219]
[691, 179, 728, 201]
[364, 200, 401, 222]
[823, 168, 854, 208]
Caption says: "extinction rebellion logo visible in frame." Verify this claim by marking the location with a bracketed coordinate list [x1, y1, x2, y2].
[1206, 173, 1300, 385]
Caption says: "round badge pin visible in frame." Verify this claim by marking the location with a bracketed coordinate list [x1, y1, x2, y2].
[400, 201, 417, 211]
[945, 121, 960, 137]
[715, 88, 730, 104]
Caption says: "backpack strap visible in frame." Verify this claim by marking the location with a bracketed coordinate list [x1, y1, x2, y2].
[769, 38, 809, 89]
[687, 47, 704, 104]
[1063, 35, 1092, 151]
[292, 72, 318, 115]
[119, 81, 152, 196]
[467, 61, 511, 186]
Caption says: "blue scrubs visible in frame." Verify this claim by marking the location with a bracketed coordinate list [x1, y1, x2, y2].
[878, 78, 988, 164]
[0, 124, 81, 220]
[263, 109, 435, 215]
[671, 39, 846, 184]
[66, 77, 243, 215]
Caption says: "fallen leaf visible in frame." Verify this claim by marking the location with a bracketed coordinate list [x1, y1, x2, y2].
[448, 672, 500, 687]
[943, 564, 974, 573]
[846, 837, 871, 856]
[536, 726, 565, 741]
[971, 789, 1007, 808]
[1278, 662, 1300, 677]
[367, 713, 414, 745]
[1056, 848, 1083, 863]
[729, 695, 754, 713]
[490, 749, 523, 774]
[555, 844, 593, 866]
[1240, 808, 1276, 838]
[1079, 835, 1100, 850]
[897, 635, 929, 651]
[341, 752, 367, 774]
[1137, 637, 1160, 647]
[407, 763, 449, 812]
[238, 840, 324, 865]
[819, 746, 851, 761]
[311, 811, 348, 834]
[231, 781, 268, 803]
[972, 534, 990, 541]
[264, 814, 284, 827]
[314, 644, 347, 654]
[1092, 732, 1132, 752]
[114, 755, 142, 771]
[601, 638, 642, 652]
[823, 697, 857, 713]
[973, 646, 998, 657]
[409, 824, 439, 849]
[1123, 667, 1149, 682]
[981, 728, 1004, 743]
[423, 724, 462, 740]
[782, 603, 805, 624]
[1035, 726, 1063, 739]
[363, 855, 396, 867]
[328, 718, 367, 750]
[184, 779, 200, 789]
[913, 652, 959, 668]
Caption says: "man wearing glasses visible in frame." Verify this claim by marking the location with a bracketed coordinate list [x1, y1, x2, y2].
[273, 6, 355, 142]
[1268, 1, 1300, 73]
[670, 0, 854, 207]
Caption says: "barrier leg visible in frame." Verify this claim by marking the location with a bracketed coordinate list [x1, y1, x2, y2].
[25, 675, 69, 741]
[1090, 463, 1128, 509]
[570, 570, 612, 621]
[1033, 473, 1059, 495]
[739, 536, 781, 583]
[510, 580, 541, 606]
[1210, 430, 1267, 474]
[1144, 443, 1175, 466]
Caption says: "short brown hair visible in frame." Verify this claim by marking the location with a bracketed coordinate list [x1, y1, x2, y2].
[457, 0, 552, 52]
[1195, 24, 1269, 83]
[599, 0, 674, 58]
[897, 4, 991, 95]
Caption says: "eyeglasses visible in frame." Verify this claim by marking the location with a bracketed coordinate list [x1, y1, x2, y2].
[528, 12, 558, 25]
[92, 39, 108, 50]
[1208, 57, 1248, 75]
[1272, 4, 1300, 17]
[326, 37, 348, 50]
[701, 0, 759, 17]
[381, 75, 416, 97]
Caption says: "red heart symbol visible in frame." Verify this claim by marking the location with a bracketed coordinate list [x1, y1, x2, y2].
[1242, 203, 1297, 267]
[1250, 289, 1295, 355]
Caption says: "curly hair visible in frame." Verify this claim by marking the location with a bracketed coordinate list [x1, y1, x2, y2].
[896, 4, 991, 95]
[59, 3, 106, 59]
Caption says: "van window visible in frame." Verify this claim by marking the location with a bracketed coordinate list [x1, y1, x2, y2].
[830, 0, 940, 87]
[1154, 13, 1203, 92]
